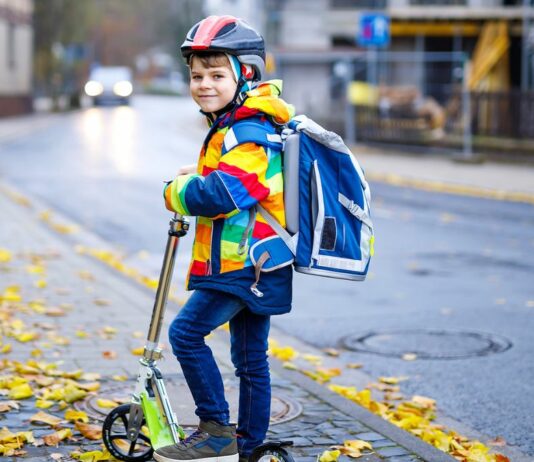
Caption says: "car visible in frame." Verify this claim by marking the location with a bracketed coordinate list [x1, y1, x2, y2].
[84, 66, 133, 105]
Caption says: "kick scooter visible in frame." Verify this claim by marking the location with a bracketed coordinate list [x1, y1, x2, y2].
[102, 213, 294, 462]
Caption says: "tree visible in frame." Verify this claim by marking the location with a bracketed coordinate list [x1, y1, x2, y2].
[33, 0, 204, 101]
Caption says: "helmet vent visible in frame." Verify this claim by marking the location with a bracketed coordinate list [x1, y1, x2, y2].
[189, 24, 200, 39]
[216, 23, 237, 37]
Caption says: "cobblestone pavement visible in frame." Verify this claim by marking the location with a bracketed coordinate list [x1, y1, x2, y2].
[0, 183, 439, 461]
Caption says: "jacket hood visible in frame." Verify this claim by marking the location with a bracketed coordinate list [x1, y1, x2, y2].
[241, 80, 295, 124]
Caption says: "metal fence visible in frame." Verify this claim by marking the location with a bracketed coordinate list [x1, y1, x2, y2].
[274, 50, 534, 156]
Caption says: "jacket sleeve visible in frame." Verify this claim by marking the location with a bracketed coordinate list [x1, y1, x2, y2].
[164, 142, 270, 218]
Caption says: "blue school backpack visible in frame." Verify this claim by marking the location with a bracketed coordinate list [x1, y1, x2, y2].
[224, 114, 374, 287]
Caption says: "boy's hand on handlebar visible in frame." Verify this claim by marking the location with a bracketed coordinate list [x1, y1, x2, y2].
[177, 164, 197, 175]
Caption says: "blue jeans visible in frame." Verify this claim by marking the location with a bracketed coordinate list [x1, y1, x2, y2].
[168, 289, 271, 456]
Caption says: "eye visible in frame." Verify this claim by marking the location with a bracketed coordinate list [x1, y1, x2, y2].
[191, 75, 201, 81]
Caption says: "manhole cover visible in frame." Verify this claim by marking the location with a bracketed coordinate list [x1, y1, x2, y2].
[75, 376, 301, 426]
[341, 329, 512, 360]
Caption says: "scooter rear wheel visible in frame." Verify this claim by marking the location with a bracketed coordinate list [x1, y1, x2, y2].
[102, 403, 153, 462]
[249, 442, 295, 462]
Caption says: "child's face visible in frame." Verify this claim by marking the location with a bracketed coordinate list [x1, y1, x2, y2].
[189, 56, 238, 113]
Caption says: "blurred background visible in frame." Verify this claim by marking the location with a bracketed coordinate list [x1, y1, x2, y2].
[1, 0, 534, 157]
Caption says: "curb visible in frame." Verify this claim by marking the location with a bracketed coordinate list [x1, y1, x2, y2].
[366, 172, 534, 205]
[270, 361, 456, 462]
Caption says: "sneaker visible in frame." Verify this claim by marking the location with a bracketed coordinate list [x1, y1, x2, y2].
[154, 420, 238, 462]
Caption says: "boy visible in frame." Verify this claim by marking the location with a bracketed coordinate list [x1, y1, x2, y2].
[155, 15, 294, 462]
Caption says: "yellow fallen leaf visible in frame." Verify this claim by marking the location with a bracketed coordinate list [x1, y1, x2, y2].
[102, 326, 117, 335]
[39, 210, 52, 222]
[343, 439, 373, 451]
[35, 279, 47, 289]
[0, 401, 19, 412]
[323, 348, 340, 357]
[15, 332, 39, 343]
[282, 361, 298, 370]
[411, 395, 436, 409]
[81, 372, 101, 381]
[131, 347, 144, 356]
[76, 381, 100, 392]
[45, 307, 66, 317]
[29, 411, 62, 427]
[269, 345, 297, 361]
[379, 376, 408, 385]
[74, 421, 102, 440]
[96, 398, 117, 409]
[64, 409, 89, 423]
[94, 299, 110, 306]
[346, 363, 363, 369]
[29, 300, 46, 313]
[31, 349, 43, 358]
[302, 354, 322, 365]
[35, 376, 55, 387]
[112, 375, 128, 382]
[318, 449, 341, 462]
[0, 249, 12, 263]
[63, 385, 87, 403]
[26, 264, 46, 274]
[2, 286, 21, 302]
[43, 428, 72, 446]
[1, 344, 12, 354]
[70, 448, 113, 461]
[36, 399, 55, 409]
[78, 270, 95, 281]
[75, 330, 89, 339]
[8, 383, 33, 399]
[132, 331, 144, 338]
[51, 223, 78, 234]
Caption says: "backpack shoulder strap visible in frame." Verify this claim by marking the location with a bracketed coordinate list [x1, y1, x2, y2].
[256, 204, 296, 255]
[222, 118, 284, 155]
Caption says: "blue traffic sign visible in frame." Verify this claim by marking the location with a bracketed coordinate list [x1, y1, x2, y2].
[357, 13, 390, 47]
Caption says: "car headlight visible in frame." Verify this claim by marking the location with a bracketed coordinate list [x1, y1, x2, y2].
[84, 81, 104, 97]
[113, 81, 133, 97]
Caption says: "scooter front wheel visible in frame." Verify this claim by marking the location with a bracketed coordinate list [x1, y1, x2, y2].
[249, 441, 295, 462]
[102, 403, 153, 462]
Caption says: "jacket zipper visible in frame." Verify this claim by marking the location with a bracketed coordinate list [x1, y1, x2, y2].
[207, 223, 214, 275]
[238, 207, 257, 256]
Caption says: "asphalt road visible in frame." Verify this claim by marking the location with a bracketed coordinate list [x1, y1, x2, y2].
[1, 95, 533, 456]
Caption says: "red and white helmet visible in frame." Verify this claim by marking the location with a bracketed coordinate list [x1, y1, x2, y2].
[181, 15, 266, 81]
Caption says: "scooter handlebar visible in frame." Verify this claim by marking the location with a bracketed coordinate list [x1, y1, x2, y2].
[169, 213, 190, 237]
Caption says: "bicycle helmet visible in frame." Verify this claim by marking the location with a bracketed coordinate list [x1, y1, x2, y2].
[181, 15, 265, 81]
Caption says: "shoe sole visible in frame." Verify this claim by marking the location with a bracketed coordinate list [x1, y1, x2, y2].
[154, 453, 239, 462]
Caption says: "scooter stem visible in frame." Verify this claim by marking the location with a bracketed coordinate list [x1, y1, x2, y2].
[145, 213, 189, 357]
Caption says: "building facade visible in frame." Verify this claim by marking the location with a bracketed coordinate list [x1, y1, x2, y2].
[0, 0, 33, 117]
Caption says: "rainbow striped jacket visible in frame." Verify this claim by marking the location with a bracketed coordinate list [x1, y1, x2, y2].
[165, 80, 295, 287]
